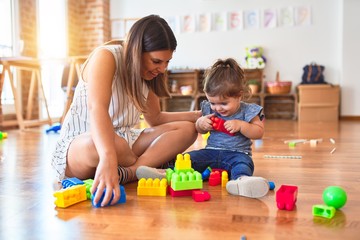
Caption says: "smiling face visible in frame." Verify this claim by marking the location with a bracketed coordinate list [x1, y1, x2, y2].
[141, 50, 173, 80]
[206, 94, 241, 117]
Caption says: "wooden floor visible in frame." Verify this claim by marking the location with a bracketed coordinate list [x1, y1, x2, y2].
[0, 120, 360, 240]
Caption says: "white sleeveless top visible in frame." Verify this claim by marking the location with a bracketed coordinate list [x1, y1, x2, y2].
[51, 44, 149, 181]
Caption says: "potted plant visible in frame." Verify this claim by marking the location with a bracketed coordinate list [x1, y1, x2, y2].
[247, 79, 260, 94]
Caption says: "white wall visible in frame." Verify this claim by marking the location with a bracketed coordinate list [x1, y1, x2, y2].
[110, 0, 359, 116]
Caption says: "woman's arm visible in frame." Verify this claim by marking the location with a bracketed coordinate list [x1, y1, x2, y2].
[84, 49, 120, 206]
[143, 90, 201, 126]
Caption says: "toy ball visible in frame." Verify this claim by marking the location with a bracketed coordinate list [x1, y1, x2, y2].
[322, 186, 347, 209]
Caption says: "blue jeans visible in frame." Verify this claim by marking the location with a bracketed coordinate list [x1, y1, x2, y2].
[186, 149, 254, 180]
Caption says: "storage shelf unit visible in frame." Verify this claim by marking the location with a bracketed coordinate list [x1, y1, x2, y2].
[161, 68, 298, 120]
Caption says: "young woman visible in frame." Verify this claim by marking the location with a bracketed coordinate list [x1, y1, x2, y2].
[52, 15, 200, 207]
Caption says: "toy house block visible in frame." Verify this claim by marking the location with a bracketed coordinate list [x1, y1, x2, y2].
[92, 185, 126, 208]
[61, 177, 84, 189]
[192, 190, 211, 202]
[276, 185, 298, 211]
[174, 153, 192, 172]
[312, 204, 336, 219]
[209, 171, 221, 186]
[211, 116, 235, 136]
[137, 178, 168, 196]
[221, 171, 229, 187]
[168, 186, 199, 197]
[83, 179, 94, 199]
[54, 185, 87, 208]
[171, 171, 203, 191]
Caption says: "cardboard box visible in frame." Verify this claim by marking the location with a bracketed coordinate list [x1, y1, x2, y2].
[298, 105, 339, 122]
[297, 84, 340, 106]
[297, 84, 340, 122]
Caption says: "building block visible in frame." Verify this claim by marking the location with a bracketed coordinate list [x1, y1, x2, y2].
[137, 178, 167, 196]
[0, 131, 8, 140]
[201, 167, 212, 180]
[312, 204, 336, 219]
[83, 179, 94, 199]
[174, 153, 192, 172]
[209, 171, 221, 186]
[221, 171, 228, 187]
[210, 116, 235, 136]
[171, 171, 203, 191]
[192, 190, 211, 202]
[92, 185, 126, 208]
[269, 181, 275, 190]
[46, 123, 61, 134]
[53, 185, 87, 208]
[168, 186, 199, 197]
[276, 185, 298, 211]
[61, 177, 84, 189]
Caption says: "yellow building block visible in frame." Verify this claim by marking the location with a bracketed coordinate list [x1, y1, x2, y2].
[174, 153, 192, 171]
[53, 185, 87, 208]
[137, 178, 167, 196]
[221, 171, 228, 187]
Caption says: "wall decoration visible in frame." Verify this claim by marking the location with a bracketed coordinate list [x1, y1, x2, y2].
[165, 16, 181, 34]
[244, 10, 260, 29]
[212, 12, 228, 31]
[111, 18, 138, 39]
[197, 13, 212, 32]
[263, 9, 277, 28]
[279, 7, 294, 27]
[228, 11, 243, 30]
[181, 14, 196, 33]
[295, 6, 311, 26]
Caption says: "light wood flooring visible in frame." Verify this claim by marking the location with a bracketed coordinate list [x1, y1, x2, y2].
[0, 120, 359, 240]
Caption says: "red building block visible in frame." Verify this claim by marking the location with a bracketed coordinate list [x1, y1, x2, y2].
[276, 185, 298, 211]
[168, 186, 200, 197]
[211, 116, 235, 136]
[192, 190, 211, 202]
[209, 171, 221, 186]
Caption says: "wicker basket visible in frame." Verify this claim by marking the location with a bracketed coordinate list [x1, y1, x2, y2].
[266, 71, 292, 94]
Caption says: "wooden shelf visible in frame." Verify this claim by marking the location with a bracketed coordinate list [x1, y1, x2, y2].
[161, 68, 297, 120]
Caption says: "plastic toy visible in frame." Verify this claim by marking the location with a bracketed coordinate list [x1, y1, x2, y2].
[322, 186, 347, 209]
[137, 178, 167, 196]
[244, 46, 266, 69]
[53, 185, 87, 208]
[221, 171, 228, 187]
[192, 190, 211, 202]
[276, 185, 298, 211]
[201, 167, 212, 180]
[264, 155, 302, 159]
[0, 131, 8, 140]
[312, 204, 336, 219]
[210, 116, 235, 136]
[269, 181, 275, 190]
[170, 171, 203, 191]
[83, 179, 94, 199]
[168, 186, 198, 197]
[209, 171, 221, 186]
[46, 123, 61, 133]
[61, 177, 84, 189]
[174, 153, 192, 172]
[92, 185, 126, 208]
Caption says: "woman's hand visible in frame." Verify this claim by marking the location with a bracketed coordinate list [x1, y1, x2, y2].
[91, 156, 120, 207]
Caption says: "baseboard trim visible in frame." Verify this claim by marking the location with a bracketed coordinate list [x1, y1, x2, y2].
[340, 116, 360, 121]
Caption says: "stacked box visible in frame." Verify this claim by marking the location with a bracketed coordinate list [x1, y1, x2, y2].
[297, 84, 340, 122]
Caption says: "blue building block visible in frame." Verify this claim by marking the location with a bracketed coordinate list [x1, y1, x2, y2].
[61, 177, 84, 189]
[201, 167, 212, 180]
[92, 185, 126, 208]
[46, 123, 61, 134]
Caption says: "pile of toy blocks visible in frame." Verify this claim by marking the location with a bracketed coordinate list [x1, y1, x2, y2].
[137, 153, 211, 202]
[53, 177, 126, 208]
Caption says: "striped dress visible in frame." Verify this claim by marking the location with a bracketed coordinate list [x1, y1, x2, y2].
[51, 44, 149, 181]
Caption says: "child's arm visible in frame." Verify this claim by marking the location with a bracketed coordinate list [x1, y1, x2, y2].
[224, 115, 264, 139]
